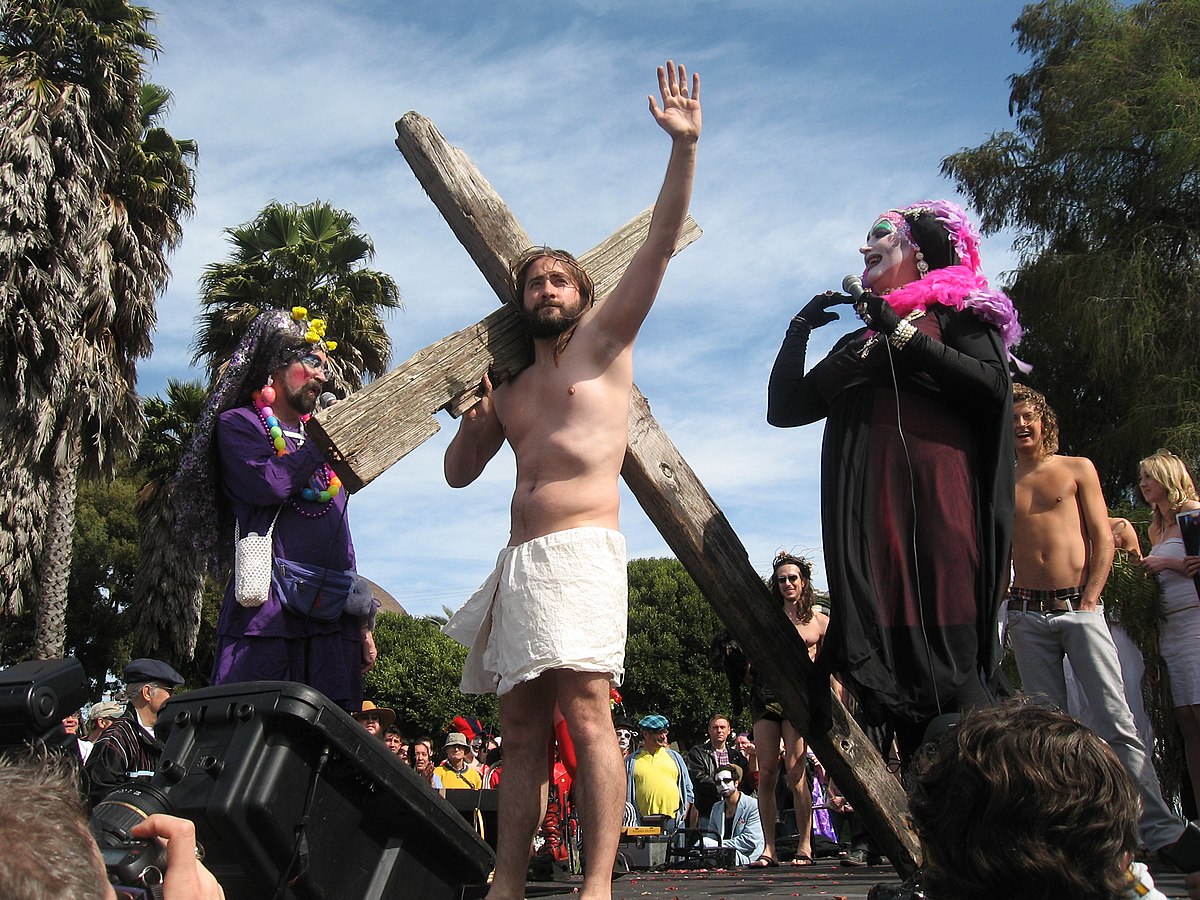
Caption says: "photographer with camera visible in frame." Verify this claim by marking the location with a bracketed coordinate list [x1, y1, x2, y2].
[0, 752, 222, 900]
[84, 659, 184, 806]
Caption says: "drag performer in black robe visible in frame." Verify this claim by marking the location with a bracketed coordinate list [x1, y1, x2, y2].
[767, 200, 1021, 756]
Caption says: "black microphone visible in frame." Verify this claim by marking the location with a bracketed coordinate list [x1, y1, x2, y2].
[842, 274, 865, 300]
[318, 392, 338, 410]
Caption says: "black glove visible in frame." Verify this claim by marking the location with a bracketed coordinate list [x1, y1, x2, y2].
[793, 292, 848, 331]
[862, 291, 902, 335]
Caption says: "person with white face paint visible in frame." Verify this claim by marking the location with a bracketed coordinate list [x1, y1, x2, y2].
[768, 200, 1022, 764]
[699, 763, 764, 867]
[614, 719, 638, 759]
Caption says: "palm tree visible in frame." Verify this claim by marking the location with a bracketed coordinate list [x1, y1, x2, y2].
[0, 0, 156, 622]
[129, 380, 210, 665]
[33, 79, 198, 659]
[193, 200, 401, 390]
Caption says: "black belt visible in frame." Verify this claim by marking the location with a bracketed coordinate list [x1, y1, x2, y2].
[1009, 586, 1083, 614]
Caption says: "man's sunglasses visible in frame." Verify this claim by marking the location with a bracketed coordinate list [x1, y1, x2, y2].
[295, 352, 328, 374]
[776, 574, 801, 584]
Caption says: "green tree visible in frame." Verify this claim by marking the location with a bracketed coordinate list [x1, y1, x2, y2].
[0, 465, 140, 695]
[942, 0, 1200, 494]
[193, 200, 401, 391]
[365, 613, 499, 738]
[624, 558, 729, 747]
[66, 472, 140, 693]
[128, 380, 210, 667]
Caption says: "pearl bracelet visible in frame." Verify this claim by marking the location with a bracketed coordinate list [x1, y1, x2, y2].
[889, 318, 918, 350]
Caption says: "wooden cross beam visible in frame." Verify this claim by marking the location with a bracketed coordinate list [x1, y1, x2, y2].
[306, 112, 920, 875]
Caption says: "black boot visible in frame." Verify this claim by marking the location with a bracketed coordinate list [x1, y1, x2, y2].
[867, 869, 924, 900]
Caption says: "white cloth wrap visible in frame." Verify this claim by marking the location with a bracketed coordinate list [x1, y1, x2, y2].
[443, 527, 628, 696]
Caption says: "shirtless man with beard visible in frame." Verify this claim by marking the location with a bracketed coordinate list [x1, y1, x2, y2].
[442, 61, 702, 900]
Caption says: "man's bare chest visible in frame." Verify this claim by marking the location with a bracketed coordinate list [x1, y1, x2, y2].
[496, 365, 621, 438]
[1016, 472, 1077, 518]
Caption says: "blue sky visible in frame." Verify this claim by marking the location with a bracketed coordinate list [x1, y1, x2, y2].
[143, 1, 1031, 618]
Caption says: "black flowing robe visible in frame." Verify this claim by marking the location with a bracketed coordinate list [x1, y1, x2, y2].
[767, 304, 1014, 724]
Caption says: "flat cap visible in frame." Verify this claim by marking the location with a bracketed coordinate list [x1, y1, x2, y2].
[639, 714, 669, 731]
[123, 658, 185, 686]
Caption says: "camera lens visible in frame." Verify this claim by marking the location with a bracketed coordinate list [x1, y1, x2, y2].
[90, 781, 173, 847]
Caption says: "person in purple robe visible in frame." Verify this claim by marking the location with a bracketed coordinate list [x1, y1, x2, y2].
[175, 308, 376, 710]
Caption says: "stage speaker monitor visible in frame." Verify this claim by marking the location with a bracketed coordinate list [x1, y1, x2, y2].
[151, 681, 493, 900]
[0, 658, 89, 750]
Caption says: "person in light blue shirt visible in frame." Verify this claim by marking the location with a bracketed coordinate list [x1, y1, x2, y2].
[701, 763, 764, 867]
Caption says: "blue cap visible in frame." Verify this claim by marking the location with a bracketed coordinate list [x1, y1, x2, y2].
[639, 714, 669, 731]
[123, 658, 185, 686]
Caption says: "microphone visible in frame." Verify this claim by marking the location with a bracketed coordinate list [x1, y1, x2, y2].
[318, 392, 339, 410]
[842, 274, 865, 300]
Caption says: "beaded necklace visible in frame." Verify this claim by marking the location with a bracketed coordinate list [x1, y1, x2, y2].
[253, 386, 343, 517]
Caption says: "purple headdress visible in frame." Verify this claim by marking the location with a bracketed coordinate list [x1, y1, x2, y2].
[864, 199, 1023, 350]
[173, 309, 308, 568]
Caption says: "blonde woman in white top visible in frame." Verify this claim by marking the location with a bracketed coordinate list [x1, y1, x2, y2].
[1139, 449, 1200, 812]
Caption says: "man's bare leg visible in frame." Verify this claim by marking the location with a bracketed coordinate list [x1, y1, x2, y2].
[488, 675, 557, 900]
[557, 670, 625, 900]
[753, 718, 783, 862]
[784, 726, 812, 863]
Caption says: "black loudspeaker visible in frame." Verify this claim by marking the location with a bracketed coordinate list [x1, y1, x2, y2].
[150, 681, 493, 899]
[0, 658, 89, 750]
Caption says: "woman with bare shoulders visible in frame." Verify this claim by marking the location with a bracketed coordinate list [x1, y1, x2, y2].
[1139, 450, 1200, 812]
[746, 552, 827, 868]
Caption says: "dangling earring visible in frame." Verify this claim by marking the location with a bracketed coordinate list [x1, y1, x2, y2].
[915, 250, 929, 278]
[261, 374, 277, 405]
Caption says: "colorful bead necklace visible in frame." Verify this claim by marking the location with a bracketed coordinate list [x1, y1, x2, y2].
[253, 386, 343, 514]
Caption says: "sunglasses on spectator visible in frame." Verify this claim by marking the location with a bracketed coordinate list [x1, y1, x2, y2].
[715, 775, 737, 785]
[775, 574, 801, 584]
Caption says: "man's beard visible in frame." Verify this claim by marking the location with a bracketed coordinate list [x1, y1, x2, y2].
[285, 380, 319, 415]
[525, 303, 583, 339]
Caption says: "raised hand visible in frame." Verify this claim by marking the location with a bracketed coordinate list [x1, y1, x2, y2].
[649, 60, 701, 142]
[795, 292, 848, 331]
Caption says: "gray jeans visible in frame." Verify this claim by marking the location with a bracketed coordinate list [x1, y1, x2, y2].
[1007, 606, 1183, 851]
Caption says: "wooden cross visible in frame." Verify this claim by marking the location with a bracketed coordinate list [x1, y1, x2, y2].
[307, 112, 920, 875]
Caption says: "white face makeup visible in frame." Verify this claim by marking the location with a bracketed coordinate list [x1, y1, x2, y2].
[860, 216, 919, 293]
[616, 728, 635, 752]
[715, 772, 738, 797]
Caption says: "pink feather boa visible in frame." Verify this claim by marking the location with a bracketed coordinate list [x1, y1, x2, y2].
[880, 265, 1023, 350]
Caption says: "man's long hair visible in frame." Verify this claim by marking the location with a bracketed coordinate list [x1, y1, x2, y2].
[1013, 383, 1059, 458]
[508, 246, 595, 363]
[769, 552, 816, 623]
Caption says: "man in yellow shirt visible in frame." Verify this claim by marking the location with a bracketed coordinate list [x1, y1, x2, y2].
[625, 714, 694, 831]
[435, 733, 484, 790]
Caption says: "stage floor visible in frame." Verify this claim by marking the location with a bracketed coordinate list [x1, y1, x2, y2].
[515, 856, 1192, 899]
